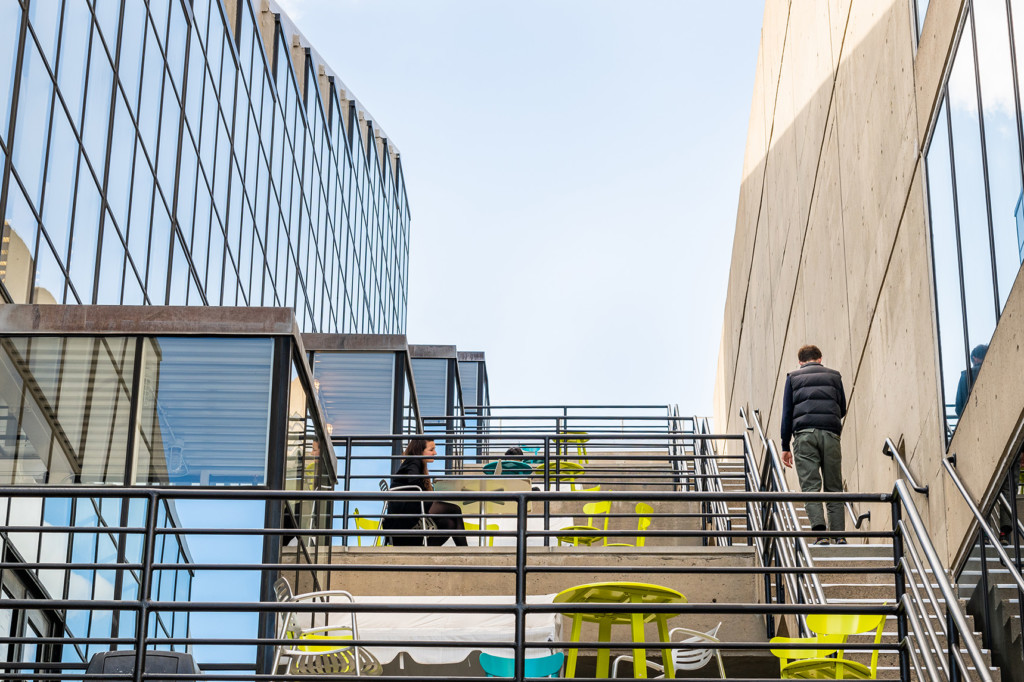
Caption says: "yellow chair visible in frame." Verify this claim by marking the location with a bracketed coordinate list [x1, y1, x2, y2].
[558, 501, 610, 546]
[770, 634, 847, 670]
[533, 460, 601, 492]
[775, 612, 886, 679]
[606, 502, 654, 548]
[565, 431, 590, 464]
[353, 508, 381, 547]
[464, 520, 500, 546]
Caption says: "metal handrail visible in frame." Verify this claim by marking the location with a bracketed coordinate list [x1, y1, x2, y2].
[739, 406, 826, 607]
[945, 456, 1024, 596]
[884, 437, 930, 494]
[895, 477, 995, 681]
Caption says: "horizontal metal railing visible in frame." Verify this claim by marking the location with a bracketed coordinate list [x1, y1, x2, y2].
[0, 485, 905, 682]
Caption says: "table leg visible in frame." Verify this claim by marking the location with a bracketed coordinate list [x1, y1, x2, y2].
[629, 613, 647, 679]
[656, 615, 674, 679]
[596, 618, 613, 678]
[566, 615, 582, 678]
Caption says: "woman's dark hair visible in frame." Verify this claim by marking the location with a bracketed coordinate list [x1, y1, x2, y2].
[402, 438, 434, 460]
[402, 439, 435, 486]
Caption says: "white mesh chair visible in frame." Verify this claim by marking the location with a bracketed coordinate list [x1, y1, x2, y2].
[610, 622, 725, 679]
[272, 577, 382, 676]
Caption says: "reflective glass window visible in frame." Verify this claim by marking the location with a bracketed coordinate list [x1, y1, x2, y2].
[312, 352, 395, 435]
[13, 41, 55, 206]
[0, 336, 134, 484]
[67, 173, 101, 304]
[56, 1, 90, 128]
[2, 182, 39, 304]
[948, 22, 996, 373]
[0, 3, 22, 142]
[135, 336, 274, 485]
[28, 0, 61, 70]
[32, 238, 64, 304]
[81, 28, 112, 178]
[41, 106, 79, 263]
[973, 2, 1023, 309]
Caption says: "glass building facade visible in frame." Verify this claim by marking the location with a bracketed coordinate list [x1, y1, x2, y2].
[0, 0, 410, 334]
[922, 0, 1024, 437]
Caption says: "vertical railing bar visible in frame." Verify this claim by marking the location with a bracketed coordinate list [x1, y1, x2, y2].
[891, 498, 911, 681]
[514, 493, 528, 682]
[133, 490, 160, 682]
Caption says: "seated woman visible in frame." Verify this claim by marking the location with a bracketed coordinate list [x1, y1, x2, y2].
[383, 439, 467, 546]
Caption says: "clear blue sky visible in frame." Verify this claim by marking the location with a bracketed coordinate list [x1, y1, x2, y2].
[279, 0, 765, 411]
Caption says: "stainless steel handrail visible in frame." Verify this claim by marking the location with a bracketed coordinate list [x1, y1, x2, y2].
[895, 477, 995, 681]
[945, 456, 1024, 596]
[884, 437, 930, 495]
[740, 406, 826, 607]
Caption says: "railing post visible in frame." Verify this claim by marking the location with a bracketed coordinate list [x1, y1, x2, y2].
[543, 437, 550, 547]
[133, 491, 160, 682]
[342, 437, 353, 546]
[948, 609, 962, 682]
[515, 493, 528, 682]
[891, 498, 911, 682]
[977, 532, 993, 650]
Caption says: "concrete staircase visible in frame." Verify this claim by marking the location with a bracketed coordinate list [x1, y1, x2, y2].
[807, 539, 1001, 679]
[962, 548, 1024, 682]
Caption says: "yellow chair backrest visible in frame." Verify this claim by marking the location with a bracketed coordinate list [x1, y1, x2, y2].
[464, 521, 500, 546]
[769, 634, 847, 667]
[806, 611, 886, 672]
[353, 508, 381, 547]
[635, 503, 653, 547]
[582, 501, 611, 532]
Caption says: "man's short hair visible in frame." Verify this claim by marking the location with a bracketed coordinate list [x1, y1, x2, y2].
[798, 345, 823, 363]
[971, 344, 988, 363]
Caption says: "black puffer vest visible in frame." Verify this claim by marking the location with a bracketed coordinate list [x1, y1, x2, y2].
[789, 363, 845, 434]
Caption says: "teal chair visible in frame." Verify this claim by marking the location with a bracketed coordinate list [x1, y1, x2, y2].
[478, 651, 564, 678]
[483, 460, 534, 476]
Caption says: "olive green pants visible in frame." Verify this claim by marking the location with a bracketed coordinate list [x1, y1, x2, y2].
[793, 428, 845, 531]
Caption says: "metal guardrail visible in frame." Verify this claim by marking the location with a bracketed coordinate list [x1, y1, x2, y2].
[0, 484, 903, 682]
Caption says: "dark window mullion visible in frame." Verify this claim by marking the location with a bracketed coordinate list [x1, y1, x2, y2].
[966, 4, 1003, 320]
[943, 97, 976, 392]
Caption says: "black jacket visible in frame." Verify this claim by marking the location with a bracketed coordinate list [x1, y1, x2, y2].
[382, 458, 429, 530]
[780, 362, 847, 450]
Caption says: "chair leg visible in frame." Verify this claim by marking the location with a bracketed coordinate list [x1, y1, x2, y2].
[656, 616, 674, 679]
[596, 618, 613, 678]
[630, 613, 647, 679]
[566, 615, 582, 678]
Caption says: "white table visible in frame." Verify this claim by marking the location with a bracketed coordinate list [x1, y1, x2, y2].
[434, 477, 533, 545]
[314, 594, 563, 665]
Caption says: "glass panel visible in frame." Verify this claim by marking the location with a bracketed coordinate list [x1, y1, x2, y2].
[32, 238, 63, 304]
[56, 0, 90, 128]
[135, 337, 274, 485]
[0, 3, 23, 141]
[312, 352, 395, 437]
[1, 181, 39, 304]
[67, 174, 101, 304]
[974, 2, 1024, 308]
[81, 26, 112, 178]
[0, 336, 134, 484]
[13, 41, 55, 205]
[41, 105, 79, 263]
[948, 21, 996, 400]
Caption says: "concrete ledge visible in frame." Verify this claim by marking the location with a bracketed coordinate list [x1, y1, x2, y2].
[0, 304, 299, 336]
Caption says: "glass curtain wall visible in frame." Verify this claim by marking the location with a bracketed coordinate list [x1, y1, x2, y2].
[0, 0, 410, 334]
[924, 0, 1024, 438]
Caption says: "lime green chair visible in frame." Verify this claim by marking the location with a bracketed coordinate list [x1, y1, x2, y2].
[533, 461, 601, 492]
[564, 431, 590, 464]
[353, 508, 381, 547]
[606, 502, 654, 548]
[478, 651, 564, 677]
[558, 501, 610, 546]
[464, 520, 500, 546]
[774, 612, 886, 679]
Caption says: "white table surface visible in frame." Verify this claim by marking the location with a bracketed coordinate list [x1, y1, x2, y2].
[312, 593, 562, 664]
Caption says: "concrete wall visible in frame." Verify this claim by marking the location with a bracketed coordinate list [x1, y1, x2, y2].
[714, 0, 1024, 566]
